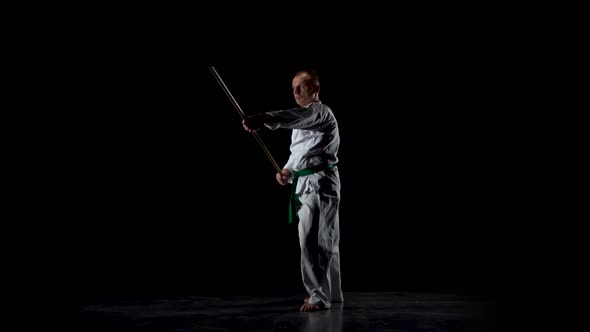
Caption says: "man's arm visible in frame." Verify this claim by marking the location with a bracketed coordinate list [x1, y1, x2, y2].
[242, 113, 274, 132]
[267, 104, 329, 130]
[241, 114, 293, 186]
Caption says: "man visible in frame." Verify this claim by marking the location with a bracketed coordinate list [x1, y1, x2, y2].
[242, 69, 343, 312]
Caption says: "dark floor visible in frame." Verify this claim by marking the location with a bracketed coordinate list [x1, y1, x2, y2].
[49, 291, 506, 331]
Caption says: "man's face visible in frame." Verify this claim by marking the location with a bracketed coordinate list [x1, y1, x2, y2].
[292, 74, 317, 107]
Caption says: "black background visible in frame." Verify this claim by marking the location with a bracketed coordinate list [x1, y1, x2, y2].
[18, 23, 533, 306]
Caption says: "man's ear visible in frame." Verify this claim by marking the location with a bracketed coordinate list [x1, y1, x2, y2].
[312, 84, 320, 93]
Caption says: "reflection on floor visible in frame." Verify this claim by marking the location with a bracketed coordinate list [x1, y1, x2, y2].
[54, 291, 504, 331]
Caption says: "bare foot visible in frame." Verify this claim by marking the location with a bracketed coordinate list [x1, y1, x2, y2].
[300, 302, 325, 312]
[305, 297, 343, 303]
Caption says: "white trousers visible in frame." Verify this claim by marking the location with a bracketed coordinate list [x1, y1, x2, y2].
[297, 171, 343, 308]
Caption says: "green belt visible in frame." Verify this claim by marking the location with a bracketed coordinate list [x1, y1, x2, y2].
[289, 164, 335, 224]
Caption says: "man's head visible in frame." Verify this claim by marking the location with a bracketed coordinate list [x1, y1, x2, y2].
[292, 69, 320, 107]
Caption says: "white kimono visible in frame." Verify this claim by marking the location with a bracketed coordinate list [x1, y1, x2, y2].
[266, 101, 343, 308]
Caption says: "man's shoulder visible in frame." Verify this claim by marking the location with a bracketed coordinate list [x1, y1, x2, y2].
[311, 102, 333, 113]
[318, 103, 336, 119]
